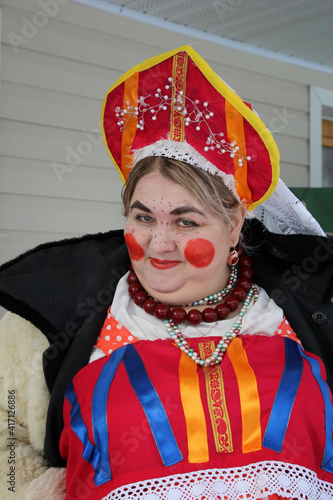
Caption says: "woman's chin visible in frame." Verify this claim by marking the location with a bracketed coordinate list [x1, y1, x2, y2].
[144, 280, 186, 303]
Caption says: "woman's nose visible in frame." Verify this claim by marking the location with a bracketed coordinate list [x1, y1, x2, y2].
[150, 224, 177, 253]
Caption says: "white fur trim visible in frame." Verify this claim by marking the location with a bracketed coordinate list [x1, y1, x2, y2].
[0, 312, 50, 452]
[0, 312, 51, 499]
[25, 467, 66, 500]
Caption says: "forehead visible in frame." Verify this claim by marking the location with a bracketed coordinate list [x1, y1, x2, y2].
[132, 171, 194, 203]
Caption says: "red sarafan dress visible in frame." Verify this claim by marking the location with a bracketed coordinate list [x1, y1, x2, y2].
[60, 312, 333, 500]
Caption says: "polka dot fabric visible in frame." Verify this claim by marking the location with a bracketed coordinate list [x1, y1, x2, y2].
[274, 316, 301, 345]
[96, 311, 300, 357]
[95, 307, 138, 356]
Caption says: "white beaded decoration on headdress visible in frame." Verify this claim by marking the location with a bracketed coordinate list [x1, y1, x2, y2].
[115, 77, 252, 168]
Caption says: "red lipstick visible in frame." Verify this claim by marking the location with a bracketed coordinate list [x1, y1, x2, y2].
[150, 258, 180, 269]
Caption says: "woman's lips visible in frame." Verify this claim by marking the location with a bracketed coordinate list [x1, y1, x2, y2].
[150, 258, 181, 269]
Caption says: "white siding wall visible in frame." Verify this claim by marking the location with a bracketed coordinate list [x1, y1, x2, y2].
[2, 0, 333, 267]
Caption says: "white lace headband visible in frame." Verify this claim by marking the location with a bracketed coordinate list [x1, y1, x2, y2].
[133, 139, 239, 201]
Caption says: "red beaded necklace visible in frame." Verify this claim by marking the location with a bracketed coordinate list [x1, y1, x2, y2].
[127, 254, 254, 326]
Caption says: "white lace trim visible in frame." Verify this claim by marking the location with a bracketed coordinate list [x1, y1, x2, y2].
[101, 461, 333, 500]
[133, 139, 239, 201]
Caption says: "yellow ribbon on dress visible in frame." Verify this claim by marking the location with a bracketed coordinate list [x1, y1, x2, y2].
[227, 337, 262, 453]
[179, 351, 209, 463]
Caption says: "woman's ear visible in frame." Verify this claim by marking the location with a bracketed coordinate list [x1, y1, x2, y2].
[230, 203, 247, 247]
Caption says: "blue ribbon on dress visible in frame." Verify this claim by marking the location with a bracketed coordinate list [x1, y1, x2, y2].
[123, 343, 183, 466]
[67, 343, 181, 484]
[263, 338, 303, 452]
[65, 379, 112, 486]
[91, 345, 127, 482]
[297, 345, 333, 473]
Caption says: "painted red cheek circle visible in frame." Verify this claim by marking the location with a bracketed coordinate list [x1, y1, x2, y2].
[184, 238, 215, 268]
[124, 233, 144, 261]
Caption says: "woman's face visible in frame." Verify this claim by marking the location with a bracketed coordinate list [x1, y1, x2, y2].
[124, 170, 244, 306]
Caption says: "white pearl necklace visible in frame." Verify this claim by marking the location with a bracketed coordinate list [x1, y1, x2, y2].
[164, 285, 259, 367]
[184, 265, 237, 307]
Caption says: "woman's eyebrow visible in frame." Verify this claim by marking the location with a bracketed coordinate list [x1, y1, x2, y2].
[130, 200, 152, 213]
[170, 205, 206, 217]
[130, 201, 206, 217]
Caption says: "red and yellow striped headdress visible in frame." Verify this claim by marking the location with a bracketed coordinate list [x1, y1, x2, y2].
[101, 46, 279, 210]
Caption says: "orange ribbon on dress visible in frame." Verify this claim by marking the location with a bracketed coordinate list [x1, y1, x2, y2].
[179, 351, 209, 463]
[227, 337, 262, 453]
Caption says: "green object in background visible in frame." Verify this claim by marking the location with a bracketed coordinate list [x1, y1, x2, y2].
[289, 188, 333, 234]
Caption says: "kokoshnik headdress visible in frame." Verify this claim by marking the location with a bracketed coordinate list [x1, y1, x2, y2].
[101, 45, 325, 236]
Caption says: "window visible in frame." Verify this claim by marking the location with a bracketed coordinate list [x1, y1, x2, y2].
[310, 86, 333, 187]
[322, 119, 333, 187]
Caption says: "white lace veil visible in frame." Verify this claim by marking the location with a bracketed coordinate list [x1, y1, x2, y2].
[251, 179, 326, 237]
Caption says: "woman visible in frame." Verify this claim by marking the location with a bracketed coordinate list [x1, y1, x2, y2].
[0, 46, 332, 499]
[59, 156, 333, 500]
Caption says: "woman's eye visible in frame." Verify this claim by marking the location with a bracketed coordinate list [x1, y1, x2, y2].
[136, 215, 154, 223]
[177, 219, 198, 228]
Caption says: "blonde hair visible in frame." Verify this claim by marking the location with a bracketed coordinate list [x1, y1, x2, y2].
[122, 156, 242, 227]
